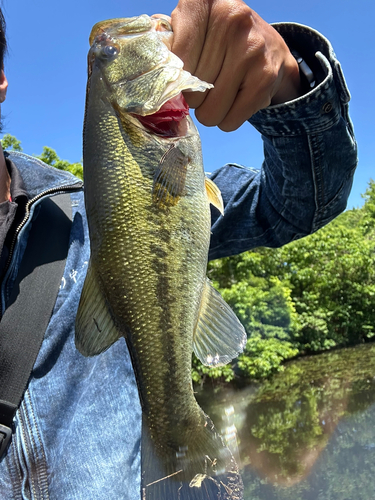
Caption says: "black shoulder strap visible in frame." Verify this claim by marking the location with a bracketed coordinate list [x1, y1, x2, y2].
[0, 193, 72, 459]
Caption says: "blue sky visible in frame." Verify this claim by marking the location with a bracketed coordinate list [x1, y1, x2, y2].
[1, 0, 373, 208]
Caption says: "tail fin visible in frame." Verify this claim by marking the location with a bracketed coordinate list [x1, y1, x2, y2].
[141, 414, 243, 500]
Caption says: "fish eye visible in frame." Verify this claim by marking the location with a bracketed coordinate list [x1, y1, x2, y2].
[102, 45, 119, 59]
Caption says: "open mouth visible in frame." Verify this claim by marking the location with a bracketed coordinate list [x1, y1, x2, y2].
[132, 93, 190, 138]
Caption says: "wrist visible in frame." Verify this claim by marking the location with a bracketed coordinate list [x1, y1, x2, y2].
[271, 51, 302, 105]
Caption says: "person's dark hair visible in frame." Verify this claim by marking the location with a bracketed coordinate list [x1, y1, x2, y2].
[0, 8, 6, 70]
[0, 7, 7, 133]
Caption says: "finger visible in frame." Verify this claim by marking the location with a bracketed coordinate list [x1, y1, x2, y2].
[182, 90, 208, 110]
[194, 64, 244, 127]
[217, 77, 273, 131]
[182, 15, 229, 110]
[187, 0, 257, 119]
[195, 35, 276, 131]
[170, 0, 211, 75]
[192, 17, 252, 127]
[181, 25, 227, 110]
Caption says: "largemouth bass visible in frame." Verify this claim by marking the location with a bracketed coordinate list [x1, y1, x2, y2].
[75, 14, 246, 499]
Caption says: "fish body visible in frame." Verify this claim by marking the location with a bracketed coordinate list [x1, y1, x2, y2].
[76, 15, 246, 499]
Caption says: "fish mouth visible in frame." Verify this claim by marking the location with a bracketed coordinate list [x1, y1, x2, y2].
[88, 14, 213, 137]
[131, 93, 190, 138]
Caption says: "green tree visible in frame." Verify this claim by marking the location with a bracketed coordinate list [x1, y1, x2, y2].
[36, 146, 83, 180]
[193, 254, 300, 383]
[1, 133, 22, 151]
[360, 178, 375, 234]
[195, 179, 375, 383]
[1, 135, 83, 180]
[282, 219, 375, 351]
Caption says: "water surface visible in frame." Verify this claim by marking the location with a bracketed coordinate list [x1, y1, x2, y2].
[196, 343, 375, 500]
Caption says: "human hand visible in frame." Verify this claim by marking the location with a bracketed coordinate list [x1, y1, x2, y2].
[162, 0, 301, 131]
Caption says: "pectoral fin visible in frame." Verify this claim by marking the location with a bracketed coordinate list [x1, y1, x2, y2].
[205, 178, 224, 215]
[193, 279, 247, 366]
[75, 262, 121, 356]
[153, 143, 189, 207]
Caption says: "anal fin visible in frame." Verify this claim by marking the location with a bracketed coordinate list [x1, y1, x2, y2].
[193, 278, 247, 366]
[75, 262, 121, 357]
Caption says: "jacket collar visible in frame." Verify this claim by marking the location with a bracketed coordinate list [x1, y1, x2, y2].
[4, 151, 83, 199]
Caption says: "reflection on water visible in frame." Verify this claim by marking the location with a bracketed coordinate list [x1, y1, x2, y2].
[196, 343, 375, 499]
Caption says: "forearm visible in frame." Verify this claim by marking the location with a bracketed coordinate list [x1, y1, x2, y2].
[209, 24, 357, 261]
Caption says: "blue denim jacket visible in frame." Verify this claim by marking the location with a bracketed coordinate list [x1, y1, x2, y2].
[0, 153, 142, 500]
[209, 23, 357, 260]
[0, 23, 357, 500]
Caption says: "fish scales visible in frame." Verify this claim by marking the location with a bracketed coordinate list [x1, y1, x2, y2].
[85, 69, 209, 437]
[76, 14, 246, 499]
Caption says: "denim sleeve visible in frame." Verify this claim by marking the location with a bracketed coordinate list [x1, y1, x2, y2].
[208, 23, 358, 261]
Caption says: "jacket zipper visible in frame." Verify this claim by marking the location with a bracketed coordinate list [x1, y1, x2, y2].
[2, 181, 83, 499]
[4, 181, 84, 277]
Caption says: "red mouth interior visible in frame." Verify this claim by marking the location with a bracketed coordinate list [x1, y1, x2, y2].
[133, 93, 189, 137]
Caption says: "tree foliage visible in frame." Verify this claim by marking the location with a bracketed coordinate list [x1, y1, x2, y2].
[1, 133, 23, 152]
[1, 135, 83, 180]
[361, 178, 375, 234]
[198, 179, 375, 383]
[36, 146, 83, 180]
